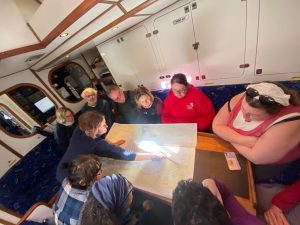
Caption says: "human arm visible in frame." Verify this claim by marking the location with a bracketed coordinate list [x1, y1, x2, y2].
[231, 120, 300, 164]
[214, 179, 262, 224]
[134, 152, 166, 161]
[95, 139, 136, 160]
[95, 140, 166, 161]
[212, 93, 258, 148]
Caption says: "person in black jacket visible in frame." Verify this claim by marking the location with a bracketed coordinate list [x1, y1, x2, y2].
[81, 87, 113, 128]
[106, 85, 139, 124]
[56, 111, 166, 183]
[54, 107, 77, 152]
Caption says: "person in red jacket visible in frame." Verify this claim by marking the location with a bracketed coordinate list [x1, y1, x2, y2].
[162, 73, 215, 131]
[264, 179, 300, 225]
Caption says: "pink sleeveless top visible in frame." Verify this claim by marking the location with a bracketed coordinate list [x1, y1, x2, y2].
[227, 96, 300, 164]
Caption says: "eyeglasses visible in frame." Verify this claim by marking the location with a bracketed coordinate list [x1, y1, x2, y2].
[246, 88, 277, 105]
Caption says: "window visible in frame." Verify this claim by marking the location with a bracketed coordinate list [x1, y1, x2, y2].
[7, 85, 56, 125]
[0, 105, 31, 136]
[49, 62, 92, 102]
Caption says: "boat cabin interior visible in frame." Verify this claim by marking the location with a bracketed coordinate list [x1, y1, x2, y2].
[0, 0, 299, 224]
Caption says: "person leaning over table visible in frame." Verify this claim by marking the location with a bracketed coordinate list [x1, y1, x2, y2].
[56, 111, 166, 183]
[162, 73, 215, 131]
[212, 81, 300, 165]
[134, 86, 163, 124]
[106, 85, 139, 124]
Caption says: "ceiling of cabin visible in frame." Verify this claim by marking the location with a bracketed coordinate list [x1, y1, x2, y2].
[0, 0, 179, 78]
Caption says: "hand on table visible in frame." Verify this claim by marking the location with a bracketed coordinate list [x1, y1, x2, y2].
[151, 152, 167, 160]
[264, 204, 290, 225]
[113, 139, 126, 146]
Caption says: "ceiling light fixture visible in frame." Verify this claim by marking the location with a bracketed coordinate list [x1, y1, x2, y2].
[112, 26, 119, 31]
[60, 32, 69, 37]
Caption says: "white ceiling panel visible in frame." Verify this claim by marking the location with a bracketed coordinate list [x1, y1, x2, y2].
[121, 0, 147, 12]
[29, 0, 83, 40]
[61, 3, 112, 39]
[0, 49, 46, 77]
[32, 6, 124, 70]
[0, 0, 39, 52]
[93, 15, 149, 46]
[137, 0, 179, 15]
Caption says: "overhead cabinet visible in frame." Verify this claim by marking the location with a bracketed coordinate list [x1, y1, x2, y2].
[98, 26, 161, 90]
[255, 0, 300, 76]
[97, 0, 300, 89]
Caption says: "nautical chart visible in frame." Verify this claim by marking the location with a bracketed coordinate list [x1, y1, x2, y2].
[103, 123, 197, 200]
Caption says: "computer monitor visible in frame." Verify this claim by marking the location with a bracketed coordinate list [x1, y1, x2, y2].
[34, 97, 55, 113]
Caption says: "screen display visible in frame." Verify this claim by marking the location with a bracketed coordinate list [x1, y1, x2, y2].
[34, 97, 55, 113]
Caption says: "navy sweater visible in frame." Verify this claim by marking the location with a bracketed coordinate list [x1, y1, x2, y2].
[56, 126, 136, 183]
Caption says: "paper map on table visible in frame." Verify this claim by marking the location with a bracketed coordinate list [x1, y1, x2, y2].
[102, 123, 197, 200]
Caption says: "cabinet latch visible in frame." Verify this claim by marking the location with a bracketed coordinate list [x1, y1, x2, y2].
[239, 63, 249, 68]
[184, 6, 190, 13]
[192, 42, 199, 50]
[191, 2, 197, 10]
[256, 69, 263, 74]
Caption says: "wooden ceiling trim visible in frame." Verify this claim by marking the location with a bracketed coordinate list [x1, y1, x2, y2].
[41, 0, 102, 44]
[39, 0, 158, 70]
[33, 3, 116, 70]
[117, 2, 127, 14]
[27, 22, 42, 42]
[132, 13, 153, 17]
[0, 0, 113, 60]
[0, 44, 42, 60]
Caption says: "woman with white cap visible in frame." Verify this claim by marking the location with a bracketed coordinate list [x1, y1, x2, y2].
[212, 81, 300, 165]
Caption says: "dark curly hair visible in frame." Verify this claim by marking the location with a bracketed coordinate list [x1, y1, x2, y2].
[172, 180, 232, 225]
[79, 193, 119, 225]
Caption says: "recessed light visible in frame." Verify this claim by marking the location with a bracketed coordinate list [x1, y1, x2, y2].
[65, 55, 70, 58]
[60, 32, 69, 37]
[112, 26, 119, 31]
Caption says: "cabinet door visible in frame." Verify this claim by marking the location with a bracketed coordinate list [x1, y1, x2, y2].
[255, 0, 300, 75]
[119, 26, 161, 90]
[153, 3, 200, 77]
[192, 0, 247, 80]
[98, 37, 138, 90]
[98, 26, 160, 91]
[0, 145, 20, 178]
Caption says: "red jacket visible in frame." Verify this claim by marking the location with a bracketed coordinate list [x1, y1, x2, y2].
[162, 85, 215, 131]
[272, 179, 300, 212]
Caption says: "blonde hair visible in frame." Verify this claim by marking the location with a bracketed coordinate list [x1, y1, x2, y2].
[134, 86, 154, 109]
[56, 107, 73, 124]
[81, 88, 97, 99]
